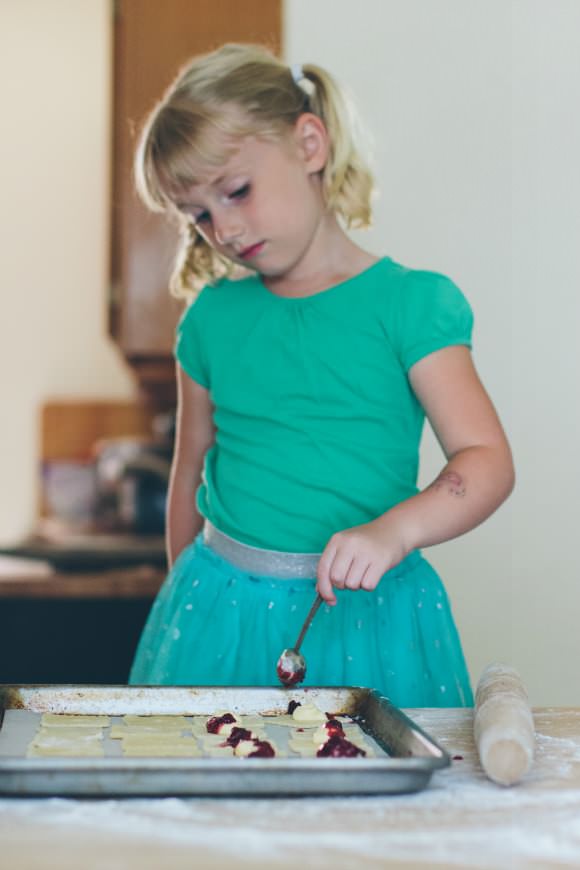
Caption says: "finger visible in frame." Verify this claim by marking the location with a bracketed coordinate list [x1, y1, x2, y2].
[360, 563, 384, 592]
[316, 574, 337, 606]
[316, 542, 336, 584]
[316, 545, 337, 605]
[344, 557, 368, 590]
[329, 552, 354, 589]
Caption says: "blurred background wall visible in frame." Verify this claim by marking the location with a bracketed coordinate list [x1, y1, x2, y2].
[0, 0, 135, 544]
[286, 0, 580, 705]
[1, 0, 579, 704]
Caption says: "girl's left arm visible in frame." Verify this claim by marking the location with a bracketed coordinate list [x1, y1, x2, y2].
[316, 346, 515, 604]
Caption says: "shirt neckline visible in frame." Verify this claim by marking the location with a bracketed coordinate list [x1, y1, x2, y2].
[255, 256, 390, 303]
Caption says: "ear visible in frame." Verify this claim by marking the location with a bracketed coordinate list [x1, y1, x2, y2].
[293, 113, 329, 174]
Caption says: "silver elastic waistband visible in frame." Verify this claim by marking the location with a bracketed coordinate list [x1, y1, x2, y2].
[202, 521, 321, 579]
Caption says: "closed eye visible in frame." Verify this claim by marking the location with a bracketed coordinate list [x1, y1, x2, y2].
[189, 184, 250, 227]
[229, 184, 250, 200]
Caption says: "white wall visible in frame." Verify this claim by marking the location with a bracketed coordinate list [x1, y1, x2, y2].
[0, 0, 136, 542]
[286, 0, 580, 705]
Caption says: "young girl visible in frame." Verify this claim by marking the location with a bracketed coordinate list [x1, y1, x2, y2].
[129, 43, 514, 707]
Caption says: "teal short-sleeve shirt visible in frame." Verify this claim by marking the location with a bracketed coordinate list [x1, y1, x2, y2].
[175, 256, 473, 551]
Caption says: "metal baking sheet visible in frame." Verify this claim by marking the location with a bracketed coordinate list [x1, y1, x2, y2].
[0, 685, 450, 796]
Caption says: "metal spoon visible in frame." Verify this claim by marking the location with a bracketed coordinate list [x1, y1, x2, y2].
[276, 593, 324, 686]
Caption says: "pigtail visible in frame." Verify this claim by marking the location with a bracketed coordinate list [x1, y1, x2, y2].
[169, 218, 234, 298]
[300, 64, 374, 229]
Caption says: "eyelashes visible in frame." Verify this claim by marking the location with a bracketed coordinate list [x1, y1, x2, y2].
[230, 183, 250, 200]
[193, 184, 251, 226]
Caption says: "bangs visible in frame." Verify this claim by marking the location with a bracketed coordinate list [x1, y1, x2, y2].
[136, 102, 272, 213]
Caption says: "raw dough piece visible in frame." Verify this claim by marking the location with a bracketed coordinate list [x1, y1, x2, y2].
[309, 721, 358, 744]
[474, 663, 535, 786]
[288, 723, 374, 757]
[234, 739, 258, 757]
[288, 739, 374, 758]
[312, 723, 344, 744]
[233, 738, 283, 758]
[259, 715, 298, 727]
[34, 727, 104, 740]
[210, 721, 238, 737]
[27, 729, 105, 758]
[121, 738, 201, 757]
[259, 712, 351, 728]
[288, 741, 319, 757]
[110, 725, 185, 740]
[229, 715, 264, 730]
[198, 732, 227, 745]
[191, 717, 211, 736]
[27, 743, 104, 758]
[199, 719, 278, 758]
[205, 713, 243, 736]
[204, 744, 235, 757]
[118, 726, 201, 757]
[191, 716, 260, 737]
[200, 728, 266, 749]
[40, 714, 109, 727]
[291, 703, 327, 725]
[259, 713, 345, 727]
[122, 715, 189, 728]
[234, 732, 282, 758]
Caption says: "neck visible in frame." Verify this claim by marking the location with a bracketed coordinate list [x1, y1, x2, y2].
[261, 214, 378, 299]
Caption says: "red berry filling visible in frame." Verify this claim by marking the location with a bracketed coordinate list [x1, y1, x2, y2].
[224, 727, 253, 748]
[316, 734, 366, 758]
[206, 713, 236, 734]
[248, 739, 275, 758]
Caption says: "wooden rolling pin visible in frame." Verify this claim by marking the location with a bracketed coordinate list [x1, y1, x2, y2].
[474, 663, 535, 786]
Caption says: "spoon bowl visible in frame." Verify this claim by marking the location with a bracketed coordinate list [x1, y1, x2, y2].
[275, 593, 323, 687]
[276, 648, 307, 686]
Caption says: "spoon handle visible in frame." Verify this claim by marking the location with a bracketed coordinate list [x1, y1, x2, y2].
[293, 593, 324, 653]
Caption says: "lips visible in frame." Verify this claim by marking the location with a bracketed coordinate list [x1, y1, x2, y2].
[238, 241, 265, 260]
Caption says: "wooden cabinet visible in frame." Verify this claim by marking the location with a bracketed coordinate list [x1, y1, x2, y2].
[110, 0, 282, 405]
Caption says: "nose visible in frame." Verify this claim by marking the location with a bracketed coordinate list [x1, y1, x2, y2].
[212, 209, 244, 246]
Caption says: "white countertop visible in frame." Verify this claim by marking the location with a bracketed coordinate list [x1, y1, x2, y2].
[1, 707, 579, 869]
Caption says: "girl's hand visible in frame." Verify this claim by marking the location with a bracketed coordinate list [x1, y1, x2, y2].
[316, 514, 410, 605]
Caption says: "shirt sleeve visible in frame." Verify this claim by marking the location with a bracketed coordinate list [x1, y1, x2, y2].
[390, 269, 474, 372]
[174, 292, 210, 388]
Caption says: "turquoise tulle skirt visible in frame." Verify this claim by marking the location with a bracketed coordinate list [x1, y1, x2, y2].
[129, 534, 473, 708]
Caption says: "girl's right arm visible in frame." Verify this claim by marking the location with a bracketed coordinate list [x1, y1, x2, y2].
[166, 364, 216, 567]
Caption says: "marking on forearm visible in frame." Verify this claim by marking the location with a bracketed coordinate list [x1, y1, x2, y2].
[431, 470, 466, 498]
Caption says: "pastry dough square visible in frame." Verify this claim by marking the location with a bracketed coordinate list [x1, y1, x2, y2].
[120, 736, 201, 757]
[27, 743, 105, 758]
[122, 715, 189, 728]
[40, 714, 109, 728]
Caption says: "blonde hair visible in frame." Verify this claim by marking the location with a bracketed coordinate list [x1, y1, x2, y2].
[134, 43, 375, 298]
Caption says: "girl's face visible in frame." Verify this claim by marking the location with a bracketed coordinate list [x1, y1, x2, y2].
[173, 115, 329, 278]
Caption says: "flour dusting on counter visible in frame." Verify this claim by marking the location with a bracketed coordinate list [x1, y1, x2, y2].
[2, 708, 580, 868]
[3, 786, 580, 869]
[4, 737, 580, 870]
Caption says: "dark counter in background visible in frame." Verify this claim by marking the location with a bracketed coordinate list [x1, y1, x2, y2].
[0, 566, 164, 684]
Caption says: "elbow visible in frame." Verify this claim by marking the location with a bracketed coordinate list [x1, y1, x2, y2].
[504, 466, 516, 503]
[498, 445, 516, 505]
[457, 441, 515, 507]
